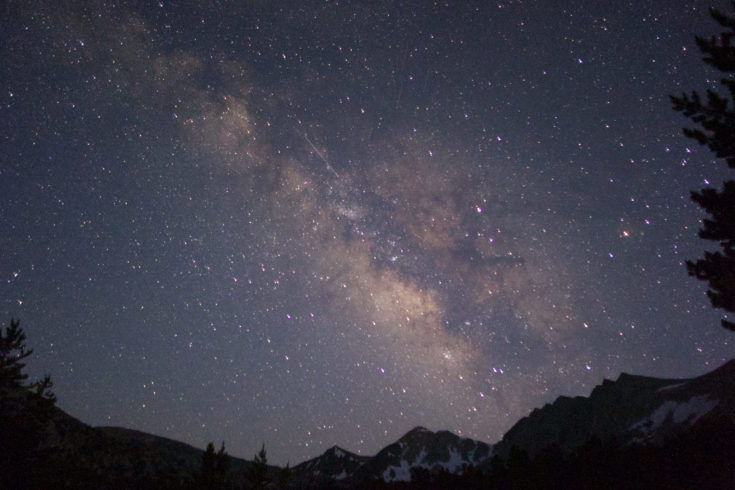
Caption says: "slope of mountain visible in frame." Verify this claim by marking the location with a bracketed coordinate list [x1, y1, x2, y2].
[5, 360, 734, 488]
[291, 445, 370, 487]
[491, 359, 735, 460]
[291, 427, 491, 487]
[345, 426, 491, 484]
[1, 385, 255, 488]
[96, 425, 256, 476]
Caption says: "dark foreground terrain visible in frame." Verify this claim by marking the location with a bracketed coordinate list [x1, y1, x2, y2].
[3, 360, 735, 488]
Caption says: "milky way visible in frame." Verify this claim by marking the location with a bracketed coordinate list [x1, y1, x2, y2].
[1, 1, 733, 464]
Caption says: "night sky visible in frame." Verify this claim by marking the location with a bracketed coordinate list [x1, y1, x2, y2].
[2, 0, 734, 465]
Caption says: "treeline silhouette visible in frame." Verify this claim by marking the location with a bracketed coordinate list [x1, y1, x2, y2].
[4, 318, 735, 489]
[0, 319, 291, 489]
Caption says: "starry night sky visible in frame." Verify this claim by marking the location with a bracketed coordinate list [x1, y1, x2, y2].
[2, 0, 734, 465]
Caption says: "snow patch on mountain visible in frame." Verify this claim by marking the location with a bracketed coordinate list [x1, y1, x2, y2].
[379, 442, 481, 482]
[334, 470, 348, 480]
[632, 395, 719, 433]
[382, 459, 412, 482]
[443, 448, 464, 473]
[656, 382, 687, 392]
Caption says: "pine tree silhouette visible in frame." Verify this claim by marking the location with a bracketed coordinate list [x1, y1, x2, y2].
[248, 443, 269, 490]
[0, 318, 55, 400]
[0, 319, 57, 488]
[672, 7, 735, 331]
[1, 318, 33, 391]
[193, 441, 231, 489]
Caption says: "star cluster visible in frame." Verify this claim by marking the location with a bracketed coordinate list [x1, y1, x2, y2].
[1, 1, 733, 465]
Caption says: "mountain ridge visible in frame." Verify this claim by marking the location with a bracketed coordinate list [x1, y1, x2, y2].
[4, 359, 734, 487]
[491, 358, 735, 460]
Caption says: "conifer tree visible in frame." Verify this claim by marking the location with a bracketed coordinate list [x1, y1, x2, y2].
[215, 442, 230, 480]
[672, 6, 735, 331]
[277, 462, 292, 489]
[193, 441, 230, 489]
[200, 442, 218, 484]
[0, 318, 33, 391]
[0, 319, 56, 489]
[248, 443, 269, 490]
[0, 318, 55, 401]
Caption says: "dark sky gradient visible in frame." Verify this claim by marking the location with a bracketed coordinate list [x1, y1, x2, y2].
[2, 0, 734, 465]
